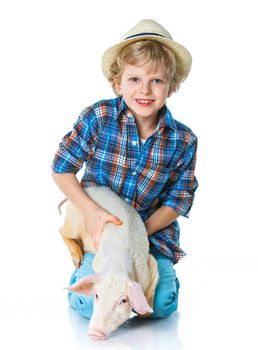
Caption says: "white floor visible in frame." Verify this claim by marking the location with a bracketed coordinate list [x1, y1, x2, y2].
[1, 254, 257, 350]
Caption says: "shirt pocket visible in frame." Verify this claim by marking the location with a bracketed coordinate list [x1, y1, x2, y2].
[137, 162, 172, 185]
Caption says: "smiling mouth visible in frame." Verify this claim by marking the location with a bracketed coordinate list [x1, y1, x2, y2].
[135, 99, 154, 106]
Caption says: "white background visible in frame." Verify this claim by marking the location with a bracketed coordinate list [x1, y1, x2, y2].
[0, 0, 257, 349]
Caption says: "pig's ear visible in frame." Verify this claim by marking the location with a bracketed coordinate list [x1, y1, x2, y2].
[65, 274, 101, 296]
[127, 281, 153, 315]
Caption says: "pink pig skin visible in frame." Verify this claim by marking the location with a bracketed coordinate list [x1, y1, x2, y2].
[65, 274, 101, 295]
[128, 281, 153, 314]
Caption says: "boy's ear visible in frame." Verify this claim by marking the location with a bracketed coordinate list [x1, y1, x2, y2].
[167, 81, 177, 98]
[113, 77, 122, 96]
[167, 84, 176, 98]
[167, 89, 173, 98]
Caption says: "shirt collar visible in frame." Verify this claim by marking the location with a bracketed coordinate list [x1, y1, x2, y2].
[158, 104, 177, 131]
[116, 97, 177, 131]
[117, 97, 128, 116]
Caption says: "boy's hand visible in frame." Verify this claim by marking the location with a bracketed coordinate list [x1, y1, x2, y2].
[84, 205, 123, 250]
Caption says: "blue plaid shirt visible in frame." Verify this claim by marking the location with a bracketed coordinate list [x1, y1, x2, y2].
[52, 97, 198, 263]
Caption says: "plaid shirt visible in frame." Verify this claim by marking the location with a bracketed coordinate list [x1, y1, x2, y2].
[52, 97, 198, 264]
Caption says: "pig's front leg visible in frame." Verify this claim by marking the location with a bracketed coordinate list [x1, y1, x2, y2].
[62, 236, 84, 268]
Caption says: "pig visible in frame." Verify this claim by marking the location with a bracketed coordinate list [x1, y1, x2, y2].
[60, 186, 159, 340]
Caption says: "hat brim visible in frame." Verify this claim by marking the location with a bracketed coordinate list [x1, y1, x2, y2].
[101, 35, 192, 82]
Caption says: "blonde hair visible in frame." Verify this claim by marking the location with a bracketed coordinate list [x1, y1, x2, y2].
[108, 40, 181, 95]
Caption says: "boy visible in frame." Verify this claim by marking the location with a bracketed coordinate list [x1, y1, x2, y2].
[51, 19, 198, 319]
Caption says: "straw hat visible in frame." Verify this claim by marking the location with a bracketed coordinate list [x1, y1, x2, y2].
[102, 19, 192, 82]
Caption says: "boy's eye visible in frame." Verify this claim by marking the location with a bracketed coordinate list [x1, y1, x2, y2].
[152, 79, 163, 84]
[129, 77, 139, 82]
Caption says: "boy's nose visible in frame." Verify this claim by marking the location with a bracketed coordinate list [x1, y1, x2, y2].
[140, 83, 151, 95]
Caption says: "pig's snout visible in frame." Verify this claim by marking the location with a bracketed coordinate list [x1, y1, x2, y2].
[88, 327, 107, 340]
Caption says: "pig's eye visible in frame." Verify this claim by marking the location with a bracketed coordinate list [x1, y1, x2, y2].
[95, 294, 99, 300]
[119, 297, 128, 305]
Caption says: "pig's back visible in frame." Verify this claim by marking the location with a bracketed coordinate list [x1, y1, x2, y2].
[85, 186, 149, 274]
[84, 186, 148, 247]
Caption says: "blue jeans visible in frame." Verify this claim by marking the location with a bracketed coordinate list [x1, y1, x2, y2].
[68, 245, 179, 319]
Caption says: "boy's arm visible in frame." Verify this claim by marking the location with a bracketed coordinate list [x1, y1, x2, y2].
[52, 172, 97, 213]
[51, 107, 122, 248]
[144, 205, 179, 237]
[145, 135, 198, 236]
[162, 137, 198, 218]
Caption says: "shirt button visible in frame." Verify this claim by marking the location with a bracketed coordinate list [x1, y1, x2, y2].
[132, 171, 137, 176]
[132, 141, 137, 146]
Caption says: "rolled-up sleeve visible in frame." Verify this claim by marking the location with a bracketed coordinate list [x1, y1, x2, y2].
[162, 137, 198, 218]
[51, 106, 100, 174]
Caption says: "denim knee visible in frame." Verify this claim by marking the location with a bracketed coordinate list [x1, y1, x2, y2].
[149, 245, 180, 319]
[150, 277, 180, 319]
[68, 291, 93, 319]
[67, 252, 95, 319]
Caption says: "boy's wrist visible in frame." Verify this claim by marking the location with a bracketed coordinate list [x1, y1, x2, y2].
[144, 205, 180, 237]
[79, 196, 101, 216]
[144, 219, 154, 237]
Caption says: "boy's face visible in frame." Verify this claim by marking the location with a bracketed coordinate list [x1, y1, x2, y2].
[114, 61, 173, 124]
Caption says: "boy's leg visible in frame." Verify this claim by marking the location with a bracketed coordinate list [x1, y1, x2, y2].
[68, 252, 95, 319]
[148, 244, 180, 319]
